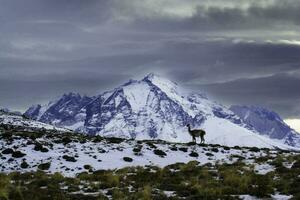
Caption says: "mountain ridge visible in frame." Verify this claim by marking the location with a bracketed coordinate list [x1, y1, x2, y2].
[23, 73, 300, 149]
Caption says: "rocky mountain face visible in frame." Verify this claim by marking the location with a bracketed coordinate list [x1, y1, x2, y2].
[23, 73, 299, 148]
[230, 105, 300, 148]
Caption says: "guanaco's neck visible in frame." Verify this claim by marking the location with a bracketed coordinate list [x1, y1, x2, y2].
[188, 126, 191, 133]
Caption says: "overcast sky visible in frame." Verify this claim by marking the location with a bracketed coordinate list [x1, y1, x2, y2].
[0, 0, 300, 130]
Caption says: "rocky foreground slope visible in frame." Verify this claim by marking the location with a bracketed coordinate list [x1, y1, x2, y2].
[0, 125, 298, 176]
[0, 109, 69, 133]
[0, 127, 299, 200]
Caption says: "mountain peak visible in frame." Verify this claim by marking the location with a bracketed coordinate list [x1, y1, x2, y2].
[142, 73, 162, 81]
[62, 92, 81, 99]
[142, 73, 178, 88]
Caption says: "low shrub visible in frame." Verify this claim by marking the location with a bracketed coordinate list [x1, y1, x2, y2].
[20, 161, 29, 169]
[2, 148, 13, 154]
[62, 155, 77, 162]
[205, 152, 214, 157]
[146, 142, 157, 149]
[169, 146, 178, 151]
[106, 137, 124, 144]
[123, 157, 133, 162]
[187, 142, 196, 146]
[62, 137, 72, 145]
[133, 147, 141, 153]
[189, 152, 199, 157]
[84, 165, 92, 170]
[38, 162, 51, 170]
[178, 147, 188, 152]
[292, 160, 300, 169]
[33, 143, 49, 152]
[249, 147, 260, 152]
[153, 149, 167, 157]
[223, 146, 231, 150]
[12, 151, 26, 158]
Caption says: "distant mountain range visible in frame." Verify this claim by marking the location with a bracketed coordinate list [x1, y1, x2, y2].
[19, 73, 299, 149]
[230, 105, 300, 147]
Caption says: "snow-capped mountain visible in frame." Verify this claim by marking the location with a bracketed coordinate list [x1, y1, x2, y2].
[25, 92, 93, 130]
[23, 73, 299, 149]
[0, 109, 68, 132]
[230, 105, 300, 148]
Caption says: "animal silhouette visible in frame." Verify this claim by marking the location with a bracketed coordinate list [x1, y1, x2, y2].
[186, 124, 206, 144]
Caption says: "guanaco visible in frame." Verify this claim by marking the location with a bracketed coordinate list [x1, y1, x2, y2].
[186, 124, 206, 144]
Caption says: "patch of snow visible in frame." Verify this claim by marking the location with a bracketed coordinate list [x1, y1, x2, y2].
[254, 163, 275, 175]
[271, 193, 293, 200]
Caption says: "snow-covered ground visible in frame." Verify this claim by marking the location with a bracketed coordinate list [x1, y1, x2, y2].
[0, 111, 69, 132]
[1, 132, 298, 177]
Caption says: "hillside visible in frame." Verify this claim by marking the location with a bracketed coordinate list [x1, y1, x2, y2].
[0, 127, 299, 199]
[0, 110, 69, 133]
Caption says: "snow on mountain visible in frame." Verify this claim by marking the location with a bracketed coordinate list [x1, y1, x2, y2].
[23, 73, 299, 149]
[230, 105, 300, 148]
[0, 110, 69, 132]
[24, 92, 93, 130]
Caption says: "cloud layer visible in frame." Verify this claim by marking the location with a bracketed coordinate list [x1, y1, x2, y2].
[0, 0, 300, 119]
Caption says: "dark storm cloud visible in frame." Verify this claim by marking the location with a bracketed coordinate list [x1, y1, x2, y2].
[0, 0, 300, 120]
[0, 72, 128, 111]
[127, 0, 300, 32]
[0, 0, 111, 24]
[160, 40, 300, 83]
[195, 72, 300, 118]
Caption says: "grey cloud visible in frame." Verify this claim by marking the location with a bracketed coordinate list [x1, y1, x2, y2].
[0, 0, 300, 120]
[125, 0, 300, 32]
[0, 0, 112, 25]
[194, 72, 300, 118]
